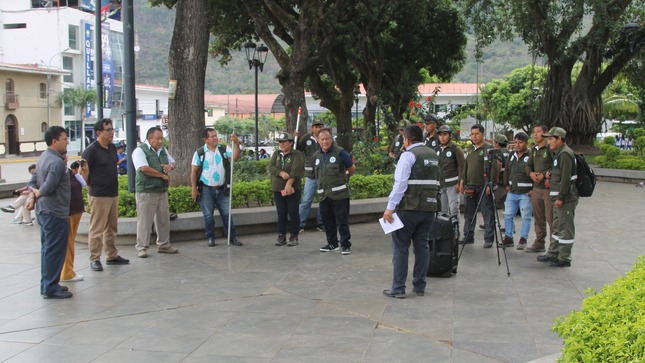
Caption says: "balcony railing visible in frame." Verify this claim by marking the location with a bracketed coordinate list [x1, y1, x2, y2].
[5, 94, 19, 110]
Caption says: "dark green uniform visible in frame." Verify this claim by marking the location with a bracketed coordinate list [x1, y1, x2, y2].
[504, 151, 533, 194]
[397, 146, 440, 212]
[424, 133, 440, 153]
[296, 133, 320, 178]
[546, 143, 578, 263]
[462, 142, 498, 243]
[314, 146, 351, 201]
[268, 149, 305, 192]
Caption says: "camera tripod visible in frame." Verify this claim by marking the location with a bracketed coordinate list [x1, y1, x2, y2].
[459, 163, 511, 277]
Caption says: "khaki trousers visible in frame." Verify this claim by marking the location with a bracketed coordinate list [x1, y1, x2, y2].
[530, 187, 553, 247]
[135, 192, 171, 251]
[61, 213, 82, 281]
[88, 196, 119, 261]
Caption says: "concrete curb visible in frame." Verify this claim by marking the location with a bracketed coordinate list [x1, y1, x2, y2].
[76, 197, 389, 245]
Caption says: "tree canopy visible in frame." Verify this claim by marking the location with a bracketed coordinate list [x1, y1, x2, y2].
[459, 0, 645, 145]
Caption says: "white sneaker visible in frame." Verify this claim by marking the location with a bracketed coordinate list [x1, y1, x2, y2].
[62, 274, 84, 282]
[22, 221, 34, 226]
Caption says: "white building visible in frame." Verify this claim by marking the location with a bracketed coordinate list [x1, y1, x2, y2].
[0, 0, 125, 154]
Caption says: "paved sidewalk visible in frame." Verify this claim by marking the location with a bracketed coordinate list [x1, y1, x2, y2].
[0, 181, 643, 363]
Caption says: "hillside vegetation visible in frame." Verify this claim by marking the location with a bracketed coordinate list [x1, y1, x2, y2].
[134, 0, 534, 94]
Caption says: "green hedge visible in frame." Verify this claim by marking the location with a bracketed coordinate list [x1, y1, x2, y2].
[112, 174, 395, 217]
[553, 256, 645, 363]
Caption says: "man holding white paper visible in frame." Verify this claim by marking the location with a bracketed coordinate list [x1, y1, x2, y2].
[382, 125, 440, 298]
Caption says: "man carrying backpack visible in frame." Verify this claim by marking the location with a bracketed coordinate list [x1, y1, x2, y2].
[537, 127, 578, 267]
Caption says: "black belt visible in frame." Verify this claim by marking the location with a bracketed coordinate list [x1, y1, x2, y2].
[204, 184, 227, 190]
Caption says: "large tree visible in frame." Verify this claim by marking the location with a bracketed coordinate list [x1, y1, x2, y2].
[462, 0, 645, 145]
[480, 65, 548, 133]
[152, 0, 211, 186]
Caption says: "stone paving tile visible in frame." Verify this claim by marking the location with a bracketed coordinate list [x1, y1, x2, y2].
[0, 181, 642, 363]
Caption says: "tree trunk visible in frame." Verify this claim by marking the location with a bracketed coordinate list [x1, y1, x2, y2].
[538, 63, 602, 146]
[167, 0, 210, 186]
[278, 70, 308, 134]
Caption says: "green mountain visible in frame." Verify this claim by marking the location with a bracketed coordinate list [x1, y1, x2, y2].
[134, 0, 534, 93]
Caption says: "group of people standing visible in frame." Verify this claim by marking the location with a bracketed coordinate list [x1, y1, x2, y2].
[381, 119, 580, 298]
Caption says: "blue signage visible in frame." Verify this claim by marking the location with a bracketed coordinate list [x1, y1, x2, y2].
[84, 22, 93, 117]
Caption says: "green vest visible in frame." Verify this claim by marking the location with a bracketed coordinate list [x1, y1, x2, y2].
[438, 142, 459, 187]
[135, 143, 169, 193]
[398, 145, 440, 212]
[314, 145, 350, 201]
[549, 144, 578, 202]
[297, 134, 320, 178]
[507, 151, 533, 194]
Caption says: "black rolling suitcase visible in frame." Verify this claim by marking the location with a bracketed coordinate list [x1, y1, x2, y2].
[426, 214, 459, 277]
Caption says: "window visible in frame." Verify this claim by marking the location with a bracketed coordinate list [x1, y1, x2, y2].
[41, 122, 48, 139]
[62, 56, 74, 83]
[39, 83, 47, 99]
[5, 79, 17, 103]
[64, 103, 75, 116]
[68, 24, 79, 50]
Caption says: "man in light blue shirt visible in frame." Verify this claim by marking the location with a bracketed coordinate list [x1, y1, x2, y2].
[191, 128, 243, 247]
[382, 125, 439, 298]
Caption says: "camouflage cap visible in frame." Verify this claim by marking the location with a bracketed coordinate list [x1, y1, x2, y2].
[276, 132, 294, 142]
[544, 127, 566, 138]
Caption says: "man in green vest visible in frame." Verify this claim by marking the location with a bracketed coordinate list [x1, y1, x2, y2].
[525, 124, 553, 253]
[132, 127, 179, 258]
[500, 132, 533, 249]
[423, 114, 440, 152]
[437, 125, 464, 221]
[537, 127, 578, 267]
[382, 125, 439, 298]
[314, 129, 356, 255]
[295, 120, 325, 232]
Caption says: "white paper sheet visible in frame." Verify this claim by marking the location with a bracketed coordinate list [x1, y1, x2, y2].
[379, 213, 404, 234]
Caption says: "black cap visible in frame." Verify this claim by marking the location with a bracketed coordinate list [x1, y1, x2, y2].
[437, 125, 452, 134]
[423, 114, 439, 123]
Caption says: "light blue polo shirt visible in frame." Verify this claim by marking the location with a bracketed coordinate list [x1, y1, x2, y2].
[191, 144, 233, 187]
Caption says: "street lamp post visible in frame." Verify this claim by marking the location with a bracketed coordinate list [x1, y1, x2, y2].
[244, 42, 269, 160]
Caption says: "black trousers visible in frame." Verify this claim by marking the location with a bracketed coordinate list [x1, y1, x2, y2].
[463, 185, 494, 242]
[319, 197, 351, 247]
[273, 189, 301, 236]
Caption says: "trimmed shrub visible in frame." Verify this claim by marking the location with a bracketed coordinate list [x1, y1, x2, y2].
[553, 256, 645, 363]
[603, 136, 616, 145]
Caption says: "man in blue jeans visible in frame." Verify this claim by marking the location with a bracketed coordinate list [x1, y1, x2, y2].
[27, 126, 72, 299]
[501, 132, 534, 250]
[191, 128, 243, 247]
[295, 120, 325, 232]
[382, 125, 439, 298]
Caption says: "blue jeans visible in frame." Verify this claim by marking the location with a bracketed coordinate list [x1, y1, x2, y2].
[38, 212, 70, 295]
[503, 192, 533, 239]
[319, 197, 351, 247]
[298, 177, 323, 228]
[199, 185, 236, 240]
[391, 210, 434, 293]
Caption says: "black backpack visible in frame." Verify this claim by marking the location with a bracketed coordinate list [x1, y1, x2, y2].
[574, 154, 596, 197]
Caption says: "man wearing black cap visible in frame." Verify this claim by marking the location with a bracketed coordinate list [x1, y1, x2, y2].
[437, 125, 464, 221]
[537, 127, 578, 267]
[500, 132, 533, 250]
[423, 114, 441, 153]
[295, 120, 325, 232]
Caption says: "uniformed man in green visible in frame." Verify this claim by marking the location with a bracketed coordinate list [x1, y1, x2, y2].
[525, 124, 553, 253]
[500, 132, 533, 250]
[295, 120, 325, 232]
[537, 127, 578, 267]
[388, 120, 409, 161]
[437, 125, 464, 221]
[423, 114, 441, 153]
[459, 124, 498, 247]
[315, 129, 356, 255]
